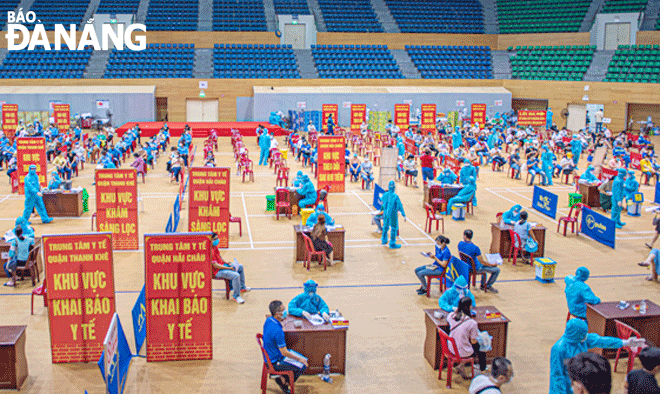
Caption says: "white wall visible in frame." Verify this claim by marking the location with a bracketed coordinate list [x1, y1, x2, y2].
[590, 12, 641, 50]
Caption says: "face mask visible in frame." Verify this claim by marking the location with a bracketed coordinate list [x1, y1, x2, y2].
[281, 310, 288, 319]
[308, 292, 314, 297]
[212, 239, 219, 247]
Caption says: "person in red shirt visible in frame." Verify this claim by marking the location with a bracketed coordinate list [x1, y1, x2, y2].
[211, 232, 250, 304]
[420, 150, 436, 183]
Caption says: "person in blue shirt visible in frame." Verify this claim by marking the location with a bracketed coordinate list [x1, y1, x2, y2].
[438, 275, 475, 312]
[361, 158, 374, 190]
[263, 300, 308, 394]
[501, 204, 522, 225]
[305, 203, 334, 227]
[326, 114, 335, 136]
[296, 175, 317, 208]
[4, 226, 34, 287]
[549, 319, 641, 394]
[458, 229, 500, 293]
[526, 151, 547, 186]
[508, 149, 522, 179]
[564, 267, 600, 319]
[300, 139, 311, 167]
[348, 154, 361, 182]
[415, 235, 451, 295]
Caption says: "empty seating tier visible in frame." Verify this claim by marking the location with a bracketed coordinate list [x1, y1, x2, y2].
[28, 0, 89, 30]
[604, 44, 660, 83]
[0, 48, 92, 79]
[497, 0, 590, 33]
[146, 0, 199, 31]
[311, 45, 403, 79]
[386, 0, 484, 34]
[317, 0, 383, 32]
[510, 45, 595, 81]
[406, 45, 492, 80]
[213, 0, 267, 31]
[213, 44, 300, 78]
[103, 43, 194, 78]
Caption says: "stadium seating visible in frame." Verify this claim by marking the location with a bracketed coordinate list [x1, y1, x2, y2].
[213, 0, 267, 31]
[317, 0, 383, 32]
[604, 45, 660, 83]
[103, 43, 194, 78]
[0, 0, 19, 31]
[510, 45, 595, 81]
[213, 44, 300, 78]
[406, 45, 492, 79]
[97, 0, 140, 14]
[28, 0, 89, 30]
[273, 0, 310, 15]
[601, 0, 647, 13]
[0, 48, 92, 79]
[311, 45, 403, 79]
[386, 0, 484, 34]
[497, 0, 590, 33]
[146, 0, 198, 31]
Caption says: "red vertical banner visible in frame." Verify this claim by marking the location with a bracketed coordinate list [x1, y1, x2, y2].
[421, 104, 436, 133]
[2, 104, 18, 141]
[43, 233, 115, 363]
[145, 233, 213, 362]
[95, 169, 139, 250]
[188, 167, 230, 248]
[470, 103, 487, 125]
[394, 104, 410, 131]
[322, 104, 338, 131]
[317, 136, 345, 193]
[16, 137, 47, 194]
[350, 104, 366, 133]
[53, 104, 70, 134]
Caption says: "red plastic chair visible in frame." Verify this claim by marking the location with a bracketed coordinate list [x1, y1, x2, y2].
[562, 171, 574, 185]
[301, 233, 327, 271]
[507, 229, 534, 266]
[242, 160, 254, 183]
[314, 185, 330, 212]
[425, 203, 445, 234]
[429, 185, 446, 213]
[437, 328, 475, 389]
[276, 167, 289, 187]
[495, 212, 503, 222]
[405, 172, 414, 186]
[614, 319, 644, 373]
[557, 203, 583, 236]
[426, 273, 446, 298]
[212, 276, 231, 300]
[229, 213, 242, 237]
[275, 188, 291, 220]
[465, 196, 475, 215]
[31, 279, 47, 315]
[257, 333, 296, 394]
[459, 251, 482, 291]
[269, 150, 281, 168]
[373, 147, 381, 165]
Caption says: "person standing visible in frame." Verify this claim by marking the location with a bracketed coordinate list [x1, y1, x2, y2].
[565, 267, 600, 319]
[420, 150, 435, 183]
[381, 180, 406, 249]
[595, 108, 604, 134]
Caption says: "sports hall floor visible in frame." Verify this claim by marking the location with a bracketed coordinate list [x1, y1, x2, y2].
[0, 135, 656, 393]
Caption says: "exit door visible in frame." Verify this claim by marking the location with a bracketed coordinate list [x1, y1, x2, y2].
[284, 23, 306, 49]
[186, 100, 219, 122]
[604, 22, 631, 50]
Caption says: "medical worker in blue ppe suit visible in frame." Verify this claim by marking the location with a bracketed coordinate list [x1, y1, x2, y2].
[549, 318, 644, 394]
[296, 175, 317, 208]
[501, 204, 522, 225]
[288, 280, 331, 321]
[459, 159, 478, 206]
[446, 176, 476, 215]
[570, 135, 582, 167]
[624, 169, 640, 202]
[437, 167, 457, 184]
[579, 165, 599, 183]
[258, 128, 271, 166]
[541, 145, 555, 186]
[22, 164, 52, 224]
[438, 276, 475, 312]
[305, 203, 334, 227]
[564, 267, 600, 319]
[381, 180, 406, 249]
[452, 126, 462, 151]
[48, 170, 62, 190]
[292, 171, 304, 188]
[14, 216, 34, 241]
[611, 168, 627, 228]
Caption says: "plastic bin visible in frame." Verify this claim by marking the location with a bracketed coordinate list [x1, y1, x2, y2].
[452, 203, 466, 221]
[266, 195, 275, 211]
[568, 193, 582, 207]
[300, 208, 314, 225]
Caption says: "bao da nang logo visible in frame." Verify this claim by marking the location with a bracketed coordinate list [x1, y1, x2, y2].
[5, 10, 146, 51]
[585, 214, 607, 232]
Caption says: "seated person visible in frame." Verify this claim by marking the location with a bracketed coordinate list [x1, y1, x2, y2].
[372, 210, 383, 233]
[361, 158, 375, 190]
[52, 151, 72, 180]
[508, 149, 522, 179]
[4, 226, 34, 287]
[309, 215, 334, 265]
[560, 153, 577, 179]
[567, 352, 612, 394]
[211, 232, 250, 304]
[458, 229, 500, 293]
[565, 267, 600, 319]
[349, 154, 361, 182]
[288, 280, 330, 321]
[130, 153, 146, 183]
[639, 248, 660, 282]
[415, 235, 451, 295]
[526, 151, 547, 186]
[625, 347, 660, 394]
[578, 165, 599, 184]
[598, 177, 613, 212]
[437, 167, 458, 185]
[439, 276, 475, 312]
[491, 148, 506, 170]
[448, 297, 487, 377]
[305, 203, 334, 227]
[501, 204, 522, 225]
[445, 176, 477, 215]
[292, 171, 304, 188]
[513, 211, 538, 264]
[14, 217, 34, 240]
[296, 175, 317, 208]
[641, 155, 659, 183]
[625, 169, 639, 203]
[469, 358, 514, 394]
[48, 170, 62, 190]
[403, 154, 419, 187]
[263, 300, 308, 393]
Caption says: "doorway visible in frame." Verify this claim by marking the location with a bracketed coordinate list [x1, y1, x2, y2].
[627, 103, 660, 132]
[186, 99, 219, 122]
[284, 23, 306, 49]
[156, 97, 168, 121]
[566, 104, 587, 131]
[604, 22, 631, 50]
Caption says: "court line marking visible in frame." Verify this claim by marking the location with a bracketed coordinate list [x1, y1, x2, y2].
[241, 192, 254, 249]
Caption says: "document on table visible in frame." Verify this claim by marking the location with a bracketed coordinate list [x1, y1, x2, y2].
[485, 253, 503, 266]
[283, 350, 308, 368]
[306, 313, 326, 326]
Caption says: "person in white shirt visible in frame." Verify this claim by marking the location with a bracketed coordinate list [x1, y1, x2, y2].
[595, 109, 604, 133]
[270, 135, 279, 151]
[305, 121, 316, 140]
[360, 121, 368, 137]
[403, 154, 419, 187]
[391, 124, 400, 136]
[469, 357, 514, 394]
